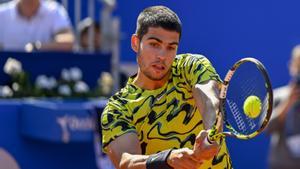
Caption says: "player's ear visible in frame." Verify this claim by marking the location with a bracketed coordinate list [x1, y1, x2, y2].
[131, 34, 139, 53]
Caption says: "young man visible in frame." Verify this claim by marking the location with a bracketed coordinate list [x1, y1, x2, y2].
[101, 6, 232, 169]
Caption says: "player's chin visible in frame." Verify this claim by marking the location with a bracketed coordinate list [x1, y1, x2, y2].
[149, 73, 167, 81]
[150, 75, 165, 81]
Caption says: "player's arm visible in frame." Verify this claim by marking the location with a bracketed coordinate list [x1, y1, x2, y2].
[106, 131, 217, 169]
[106, 132, 146, 169]
[182, 54, 221, 130]
[192, 80, 220, 130]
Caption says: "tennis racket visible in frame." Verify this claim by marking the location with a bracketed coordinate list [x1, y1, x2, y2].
[207, 57, 273, 142]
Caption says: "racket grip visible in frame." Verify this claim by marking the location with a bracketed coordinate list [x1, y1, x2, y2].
[205, 136, 213, 145]
[205, 129, 216, 145]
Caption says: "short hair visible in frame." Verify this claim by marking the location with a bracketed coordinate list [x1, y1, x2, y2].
[135, 6, 182, 40]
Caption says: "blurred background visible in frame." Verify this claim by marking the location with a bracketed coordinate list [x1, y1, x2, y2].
[0, 0, 299, 169]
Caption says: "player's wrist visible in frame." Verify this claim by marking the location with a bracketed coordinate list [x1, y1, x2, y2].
[146, 149, 173, 169]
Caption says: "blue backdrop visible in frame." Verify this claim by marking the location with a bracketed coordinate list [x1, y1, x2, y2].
[2, 0, 299, 168]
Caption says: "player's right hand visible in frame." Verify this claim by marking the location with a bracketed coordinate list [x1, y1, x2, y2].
[167, 148, 203, 169]
[192, 130, 220, 161]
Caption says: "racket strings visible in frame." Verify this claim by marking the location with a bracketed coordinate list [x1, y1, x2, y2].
[225, 62, 269, 136]
[226, 99, 247, 132]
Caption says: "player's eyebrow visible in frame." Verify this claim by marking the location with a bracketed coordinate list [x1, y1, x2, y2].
[147, 36, 179, 46]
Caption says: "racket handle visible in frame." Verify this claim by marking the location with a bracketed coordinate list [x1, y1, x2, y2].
[205, 129, 216, 145]
[205, 136, 213, 145]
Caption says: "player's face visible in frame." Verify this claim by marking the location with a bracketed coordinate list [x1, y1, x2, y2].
[132, 27, 179, 81]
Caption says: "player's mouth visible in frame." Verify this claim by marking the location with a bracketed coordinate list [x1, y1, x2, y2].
[152, 64, 165, 71]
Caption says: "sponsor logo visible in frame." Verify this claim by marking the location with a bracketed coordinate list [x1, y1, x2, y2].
[56, 115, 95, 143]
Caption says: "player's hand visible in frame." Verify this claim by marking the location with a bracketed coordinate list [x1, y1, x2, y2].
[192, 130, 220, 161]
[167, 148, 203, 169]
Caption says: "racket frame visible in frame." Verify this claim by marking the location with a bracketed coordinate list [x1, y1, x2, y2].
[209, 57, 273, 141]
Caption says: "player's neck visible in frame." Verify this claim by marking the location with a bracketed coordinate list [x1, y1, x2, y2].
[133, 71, 170, 90]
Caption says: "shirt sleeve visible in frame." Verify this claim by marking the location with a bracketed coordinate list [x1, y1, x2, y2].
[101, 102, 137, 153]
[181, 54, 221, 88]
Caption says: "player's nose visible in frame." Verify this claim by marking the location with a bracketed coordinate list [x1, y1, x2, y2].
[156, 49, 167, 60]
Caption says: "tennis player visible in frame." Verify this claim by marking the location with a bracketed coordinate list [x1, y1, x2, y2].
[101, 5, 232, 169]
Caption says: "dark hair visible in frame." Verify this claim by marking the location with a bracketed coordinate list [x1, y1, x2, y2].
[135, 6, 182, 40]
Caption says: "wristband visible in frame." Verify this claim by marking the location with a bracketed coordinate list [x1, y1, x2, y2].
[146, 149, 173, 169]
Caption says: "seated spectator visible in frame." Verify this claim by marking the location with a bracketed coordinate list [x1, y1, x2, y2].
[77, 17, 101, 52]
[0, 0, 74, 52]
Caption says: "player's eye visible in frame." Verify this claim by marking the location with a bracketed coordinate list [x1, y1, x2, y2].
[167, 46, 176, 51]
[149, 42, 160, 48]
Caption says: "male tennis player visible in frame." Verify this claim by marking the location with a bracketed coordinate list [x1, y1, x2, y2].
[101, 5, 232, 169]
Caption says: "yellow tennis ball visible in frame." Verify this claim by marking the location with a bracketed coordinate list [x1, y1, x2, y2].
[243, 95, 262, 118]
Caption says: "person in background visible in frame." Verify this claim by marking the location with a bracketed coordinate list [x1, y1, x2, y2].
[101, 5, 232, 169]
[267, 45, 300, 169]
[77, 17, 129, 88]
[77, 17, 101, 52]
[0, 0, 74, 52]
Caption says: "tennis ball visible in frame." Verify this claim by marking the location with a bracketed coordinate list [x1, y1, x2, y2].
[243, 95, 262, 119]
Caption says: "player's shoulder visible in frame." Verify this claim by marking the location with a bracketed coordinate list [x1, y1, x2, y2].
[105, 86, 131, 109]
[175, 53, 207, 61]
[173, 53, 210, 68]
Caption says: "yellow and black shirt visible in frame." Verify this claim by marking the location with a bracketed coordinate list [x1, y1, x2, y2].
[101, 53, 232, 168]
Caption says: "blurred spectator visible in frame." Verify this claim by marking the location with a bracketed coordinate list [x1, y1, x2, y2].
[267, 45, 300, 169]
[77, 17, 129, 88]
[77, 17, 101, 52]
[0, 0, 74, 52]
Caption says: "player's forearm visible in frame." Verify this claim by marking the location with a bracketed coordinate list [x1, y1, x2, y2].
[202, 98, 218, 129]
[109, 145, 204, 169]
[193, 82, 219, 129]
[119, 153, 148, 169]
